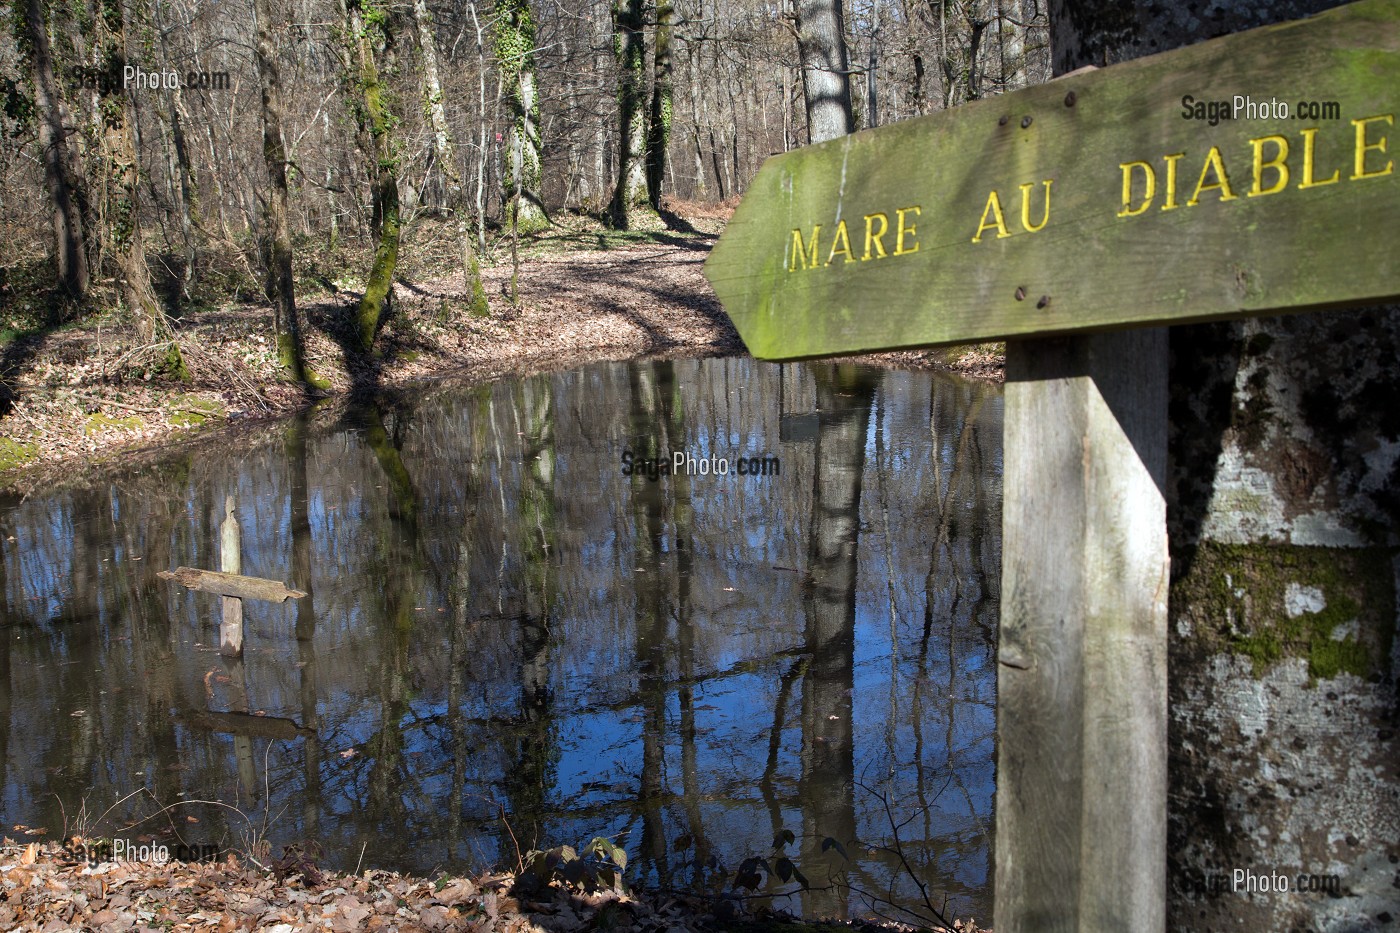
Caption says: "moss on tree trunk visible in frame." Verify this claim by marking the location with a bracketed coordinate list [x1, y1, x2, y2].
[97, 0, 188, 379]
[347, 0, 401, 353]
[495, 0, 549, 233]
[645, 0, 674, 211]
[610, 0, 656, 229]
[254, 0, 325, 388]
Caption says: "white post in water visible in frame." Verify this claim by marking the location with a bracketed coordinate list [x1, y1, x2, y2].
[219, 495, 243, 656]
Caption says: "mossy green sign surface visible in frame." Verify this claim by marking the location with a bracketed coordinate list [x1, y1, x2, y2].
[703, 0, 1400, 359]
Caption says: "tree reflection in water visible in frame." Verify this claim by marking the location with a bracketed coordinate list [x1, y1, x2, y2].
[0, 358, 1000, 922]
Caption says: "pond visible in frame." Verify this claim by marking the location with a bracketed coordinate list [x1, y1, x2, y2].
[0, 357, 1002, 925]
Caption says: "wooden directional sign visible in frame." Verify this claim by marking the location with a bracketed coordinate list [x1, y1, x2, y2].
[704, 0, 1400, 360]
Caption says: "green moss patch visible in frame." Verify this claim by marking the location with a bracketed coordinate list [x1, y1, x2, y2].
[168, 394, 224, 428]
[84, 412, 145, 436]
[0, 438, 39, 471]
[1171, 542, 1395, 684]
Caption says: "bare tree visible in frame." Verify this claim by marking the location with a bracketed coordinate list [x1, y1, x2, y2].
[343, 0, 402, 353]
[495, 0, 549, 232]
[793, 0, 854, 143]
[414, 0, 488, 314]
[645, 0, 675, 210]
[94, 0, 187, 375]
[20, 0, 88, 303]
[252, 0, 319, 386]
[610, 0, 652, 226]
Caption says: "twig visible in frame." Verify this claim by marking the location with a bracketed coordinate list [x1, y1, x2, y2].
[8, 402, 59, 439]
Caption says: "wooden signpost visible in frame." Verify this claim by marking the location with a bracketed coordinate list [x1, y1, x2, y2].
[703, 2, 1398, 931]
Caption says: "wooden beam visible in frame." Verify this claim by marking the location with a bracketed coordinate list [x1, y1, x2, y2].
[703, 0, 1400, 358]
[158, 567, 308, 603]
[995, 329, 1169, 932]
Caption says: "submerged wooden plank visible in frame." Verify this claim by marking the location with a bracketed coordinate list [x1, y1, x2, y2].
[704, 0, 1400, 359]
[158, 567, 307, 603]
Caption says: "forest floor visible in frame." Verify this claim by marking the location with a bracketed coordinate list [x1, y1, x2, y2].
[0, 204, 1002, 494]
[1, 839, 990, 933]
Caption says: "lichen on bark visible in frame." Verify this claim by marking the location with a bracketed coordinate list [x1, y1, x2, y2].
[345, 0, 402, 353]
[494, 0, 548, 232]
[1171, 541, 1394, 683]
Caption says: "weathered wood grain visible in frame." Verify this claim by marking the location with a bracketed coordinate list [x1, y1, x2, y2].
[158, 567, 307, 603]
[704, 0, 1400, 358]
[219, 496, 243, 655]
[995, 331, 1169, 932]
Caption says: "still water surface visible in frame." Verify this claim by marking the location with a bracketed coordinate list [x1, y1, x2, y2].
[0, 358, 1001, 923]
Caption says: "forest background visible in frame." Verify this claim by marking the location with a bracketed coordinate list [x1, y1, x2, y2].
[0, 0, 1041, 480]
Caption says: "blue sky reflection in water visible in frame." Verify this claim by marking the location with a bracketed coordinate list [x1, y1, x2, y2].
[0, 357, 1001, 924]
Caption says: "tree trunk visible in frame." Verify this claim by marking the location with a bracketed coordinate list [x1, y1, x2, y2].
[910, 52, 926, 115]
[161, 96, 198, 295]
[413, 0, 453, 207]
[23, 0, 88, 303]
[998, 0, 1027, 89]
[685, 48, 706, 196]
[495, 0, 549, 232]
[644, 0, 674, 211]
[253, 0, 318, 386]
[468, 2, 489, 254]
[793, 0, 854, 143]
[154, 6, 197, 298]
[866, 0, 880, 128]
[347, 0, 401, 353]
[610, 0, 653, 228]
[415, 0, 488, 315]
[96, 0, 186, 376]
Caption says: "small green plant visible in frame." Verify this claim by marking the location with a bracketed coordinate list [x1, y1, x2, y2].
[513, 836, 628, 896]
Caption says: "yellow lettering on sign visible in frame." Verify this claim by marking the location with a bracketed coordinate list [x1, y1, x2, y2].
[1161, 152, 1184, 211]
[1248, 135, 1289, 197]
[1019, 181, 1052, 232]
[862, 213, 890, 260]
[788, 226, 822, 272]
[826, 219, 855, 265]
[1117, 161, 1155, 217]
[1298, 127, 1340, 189]
[972, 190, 1011, 243]
[1352, 114, 1394, 180]
[1188, 146, 1238, 206]
[894, 206, 921, 255]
